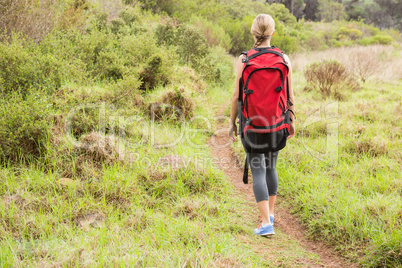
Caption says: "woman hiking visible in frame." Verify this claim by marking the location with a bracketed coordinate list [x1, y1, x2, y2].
[228, 14, 295, 236]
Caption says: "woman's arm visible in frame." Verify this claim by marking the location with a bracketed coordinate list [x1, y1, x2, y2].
[229, 55, 245, 140]
[284, 54, 295, 139]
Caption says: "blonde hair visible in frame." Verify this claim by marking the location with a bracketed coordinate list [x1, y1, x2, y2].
[251, 14, 275, 47]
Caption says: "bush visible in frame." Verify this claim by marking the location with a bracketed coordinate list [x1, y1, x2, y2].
[371, 35, 394, 45]
[0, 34, 67, 95]
[304, 59, 359, 99]
[0, 35, 37, 95]
[337, 27, 363, 41]
[349, 48, 378, 83]
[357, 35, 394, 46]
[176, 24, 208, 66]
[222, 16, 255, 56]
[139, 55, 167, 91]
[148, 87, 194, 121]
[189, 15, 231, 50]
[93, 49, 124, 81]
[118, 6, 141, 26]
[195, 46, 234, 84]
[269, 3, 297, 26]
[69, 107, 100, 140]
[303, 31, 328, 51]
[0, 92, 52, 163]
[318, 0, 347, 22]
[271, 19, 298, 53]
[155, 17, 178, 47]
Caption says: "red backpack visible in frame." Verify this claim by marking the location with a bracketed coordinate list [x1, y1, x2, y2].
[238, 47, 292, 183]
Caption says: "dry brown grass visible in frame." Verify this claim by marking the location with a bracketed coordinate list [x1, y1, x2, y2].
[0, 0, 90, 42]
[291, 45, 402, 83]
[148, 88, 194, 121]
[173, 197, 220, 220]
[304, 59, 359, 99]
[346, 138, 388, 157]
[0, 0, 56, 42]
[46, 125, 123, 178]
[78, 132, 122, 164]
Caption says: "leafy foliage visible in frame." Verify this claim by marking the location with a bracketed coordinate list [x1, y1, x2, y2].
[176, 24, 208, 65]
[318, 0, 347, 22]
[189, 15, 231, 50]
[0, 92, 51, 163]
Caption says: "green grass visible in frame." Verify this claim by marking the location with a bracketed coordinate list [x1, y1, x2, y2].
[0, 81, 328, 267]
[1, 1, 401, 265]
[232, 76, 402, 266]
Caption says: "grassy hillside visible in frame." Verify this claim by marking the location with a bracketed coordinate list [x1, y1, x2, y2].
[0, 0, 401, 267]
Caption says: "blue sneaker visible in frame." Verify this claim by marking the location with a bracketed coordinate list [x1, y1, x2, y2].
[259, 215, 275, 226]
[254, 223, 275, 236]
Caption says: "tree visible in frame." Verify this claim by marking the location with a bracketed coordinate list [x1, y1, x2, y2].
[367, 0, 402, 29]
[318, 0, 347, 21]
[304, 0, 319, 21]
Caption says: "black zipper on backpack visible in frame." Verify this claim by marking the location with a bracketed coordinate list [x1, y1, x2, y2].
[279, 96, 286, 113]
[279, 101, 284, 114]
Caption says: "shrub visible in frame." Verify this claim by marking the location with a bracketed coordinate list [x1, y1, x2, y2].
[349, 48, 378, 83]
[112, 74, 143, 107]
[371, 35, 394, 45]
[176, 24, 208, 66]
[137, 0, 176, 15]
[269, 3, 297, 26]
[304, 59, 359, 99]
[303, 31, 328, 51]
[155, 17, 178, 46]
[318, 0, 347, 22]
[0, 92, 52, 163]
[0, 35, 37, 95]
[148, 87, 194, 121]
[56, 0, 90, 31]
[337, 27, 363, 40]
[139, 55, 166, 91]
[195, 46, 234, 84]
[110, 17, 126, 34]
[118, 6, 141, 26]
[69, 107, 100, 139]
[222, 16, 254, 56]
[357, 35, 394, 46]
[93, 49, 124, 81]
[0, 34, 67, 96]
[271, 19, 298, 53]
[189, 15, 231, 50]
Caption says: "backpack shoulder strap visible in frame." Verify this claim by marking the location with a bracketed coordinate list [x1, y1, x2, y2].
[246, 48, 288, 64]
[243, 155, 249, 184]
[238, 51, 248, 100]
[240, 50, 249, 64]
[286, 76, 293, 107]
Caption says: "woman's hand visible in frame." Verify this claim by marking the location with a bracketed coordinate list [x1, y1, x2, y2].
[229, 123, 237, 141]
[287, 122, 295, 139]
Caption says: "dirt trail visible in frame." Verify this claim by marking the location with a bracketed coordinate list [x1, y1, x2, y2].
[208, 116, 359, 268]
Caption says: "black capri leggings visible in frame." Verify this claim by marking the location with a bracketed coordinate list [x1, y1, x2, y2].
[241, 139, 279, 203]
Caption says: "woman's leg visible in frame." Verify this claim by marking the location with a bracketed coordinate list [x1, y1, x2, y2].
[248, 152, 271, 224]
[265, 151, 279, 215]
